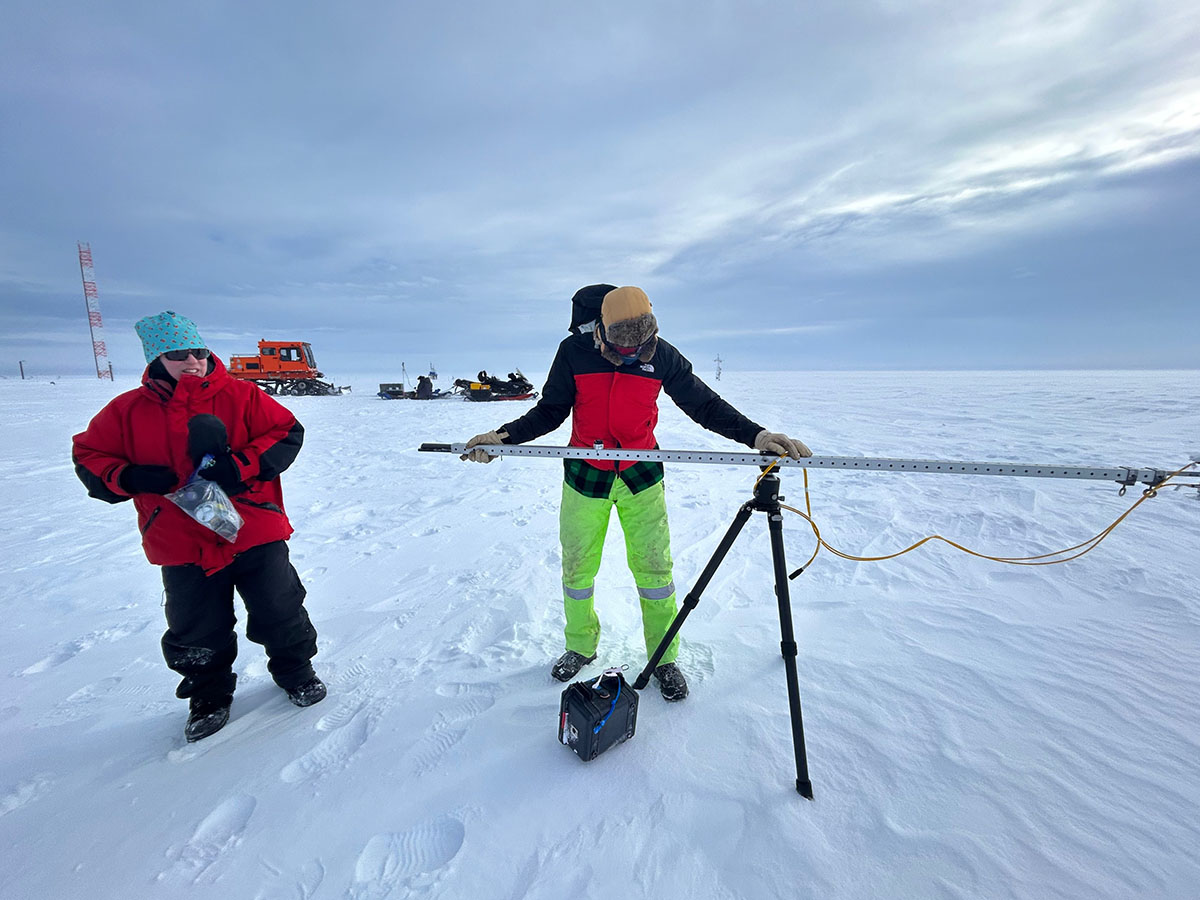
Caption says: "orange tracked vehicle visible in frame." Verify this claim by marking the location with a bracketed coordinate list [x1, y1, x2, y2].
[228, 340, 349, 396]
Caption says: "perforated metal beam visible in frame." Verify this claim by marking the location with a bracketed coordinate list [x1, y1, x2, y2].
[418, 443, 1181, 487]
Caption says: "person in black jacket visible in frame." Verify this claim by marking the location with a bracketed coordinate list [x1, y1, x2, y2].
[462, 285, 810, 701]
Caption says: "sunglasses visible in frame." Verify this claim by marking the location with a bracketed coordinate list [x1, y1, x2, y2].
[163, 348, 211, 361]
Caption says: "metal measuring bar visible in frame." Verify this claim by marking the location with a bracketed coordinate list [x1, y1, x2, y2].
[418, 443, 1180, 487]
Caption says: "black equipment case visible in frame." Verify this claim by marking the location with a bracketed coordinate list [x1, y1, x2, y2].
[558, 669, 638, 761]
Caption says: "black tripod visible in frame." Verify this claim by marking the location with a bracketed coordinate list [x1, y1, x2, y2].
[633, 469, 814, 799]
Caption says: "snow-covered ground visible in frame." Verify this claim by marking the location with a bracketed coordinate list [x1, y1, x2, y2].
[2, 369, 1198, 900]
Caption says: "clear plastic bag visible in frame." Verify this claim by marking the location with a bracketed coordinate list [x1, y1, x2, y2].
[167, 474, 243, 543]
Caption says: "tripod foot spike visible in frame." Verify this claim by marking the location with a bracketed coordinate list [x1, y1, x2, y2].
[797, 779, 814, 800]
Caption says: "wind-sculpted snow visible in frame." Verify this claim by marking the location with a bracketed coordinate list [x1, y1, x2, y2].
[0, 370, 1197, 899]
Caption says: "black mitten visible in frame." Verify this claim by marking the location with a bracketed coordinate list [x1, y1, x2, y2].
[187, 414, 230, 467]
[197, 453, 244, 494]
[119, 465, 178, 495]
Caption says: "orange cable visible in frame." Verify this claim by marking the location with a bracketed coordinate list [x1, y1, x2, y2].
[776, 461, 1196, 571]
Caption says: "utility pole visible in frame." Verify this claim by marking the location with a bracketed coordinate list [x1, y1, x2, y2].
[77, 242, 113, 380]
[714, 355, 723, 381]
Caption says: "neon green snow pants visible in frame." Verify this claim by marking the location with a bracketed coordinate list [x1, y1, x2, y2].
[559, 478, 679, 664]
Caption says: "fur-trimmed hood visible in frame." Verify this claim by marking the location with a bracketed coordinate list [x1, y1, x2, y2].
[597, 314, 659, 365]
[597, 286, 659, 366]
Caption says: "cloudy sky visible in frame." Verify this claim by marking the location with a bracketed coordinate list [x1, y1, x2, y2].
[2, 1, 1198, 380]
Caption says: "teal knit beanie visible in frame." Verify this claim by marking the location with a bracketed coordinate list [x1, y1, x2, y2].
[134, 311, 207, 364]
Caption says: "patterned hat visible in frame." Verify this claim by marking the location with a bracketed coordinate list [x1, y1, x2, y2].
[134, 310, 207, 364]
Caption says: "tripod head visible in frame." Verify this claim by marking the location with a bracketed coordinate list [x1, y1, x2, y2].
[751, 468, 782, 511]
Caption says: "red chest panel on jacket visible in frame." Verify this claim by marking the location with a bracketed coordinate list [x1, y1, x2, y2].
[571, 371, 662, 465]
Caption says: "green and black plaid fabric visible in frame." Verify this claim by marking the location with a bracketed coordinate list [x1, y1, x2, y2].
[618, 460, 664, 494]
[563, 458, 664, 499]
[563, 458, 614, 498]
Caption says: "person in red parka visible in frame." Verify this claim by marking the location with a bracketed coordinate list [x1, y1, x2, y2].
[73, 310, 325, 742]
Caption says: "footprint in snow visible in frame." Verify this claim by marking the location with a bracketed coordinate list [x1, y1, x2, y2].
[19, 621, 148, 675]
[408, 683, 499, 777]
[409, 726, 468, 777]
[64, 675, 123, 701]
[433, 681, 499, 723]
[0, 775, 54, 817]
[280, 704, 378, 784]
[159, 793, 256, 886]
[346, 815, 465, 900]
[41, 676, 161, 725]
[443, 606, 518, 661]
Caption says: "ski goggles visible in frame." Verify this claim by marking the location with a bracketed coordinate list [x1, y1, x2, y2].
[162, 348, 211, 361]
[598, 324, 645, 364]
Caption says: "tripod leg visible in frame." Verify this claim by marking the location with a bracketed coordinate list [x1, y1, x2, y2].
[766, 509, 814, 800]
[634, 503, 754, 690]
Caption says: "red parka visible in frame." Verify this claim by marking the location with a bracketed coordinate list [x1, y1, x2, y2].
[72, 355, 304, 575]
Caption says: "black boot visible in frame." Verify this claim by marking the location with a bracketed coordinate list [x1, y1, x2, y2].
[653, 663, 689, 702]
[551, 650, 597, 682]
[185, 696, 232, 742]
[285, 676, 327, 708]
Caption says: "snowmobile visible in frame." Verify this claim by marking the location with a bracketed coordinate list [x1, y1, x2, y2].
[452, 370, 538, 402]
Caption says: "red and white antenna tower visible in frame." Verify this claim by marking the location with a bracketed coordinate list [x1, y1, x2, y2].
[77, 241, 113, 380]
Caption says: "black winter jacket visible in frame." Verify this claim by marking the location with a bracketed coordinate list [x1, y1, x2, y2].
[501, 333, 763, 472]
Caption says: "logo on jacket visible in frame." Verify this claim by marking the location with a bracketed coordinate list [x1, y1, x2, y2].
[640, 364, 654, 372]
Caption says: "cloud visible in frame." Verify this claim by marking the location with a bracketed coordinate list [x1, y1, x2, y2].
[679, 323, 853, 341]
[2, 1, 1198, 373]
[651, 82, 1200, 279]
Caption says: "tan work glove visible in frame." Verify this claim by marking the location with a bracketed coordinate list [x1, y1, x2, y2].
[461, 430, 509, 463]
[754, 429, 812, 459]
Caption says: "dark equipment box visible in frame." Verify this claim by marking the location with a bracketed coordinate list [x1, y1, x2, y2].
[558, 670, 638, 761]
[377, 383, 409, 399]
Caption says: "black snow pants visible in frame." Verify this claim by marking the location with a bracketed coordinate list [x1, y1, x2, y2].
[160, 540, 318, 702]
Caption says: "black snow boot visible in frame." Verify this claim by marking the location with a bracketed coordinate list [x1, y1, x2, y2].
[551, 650, 597, 682]
[285, 676, 327, 708]
[185, 696, 232, 742]
[653, 663, 689, 702]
